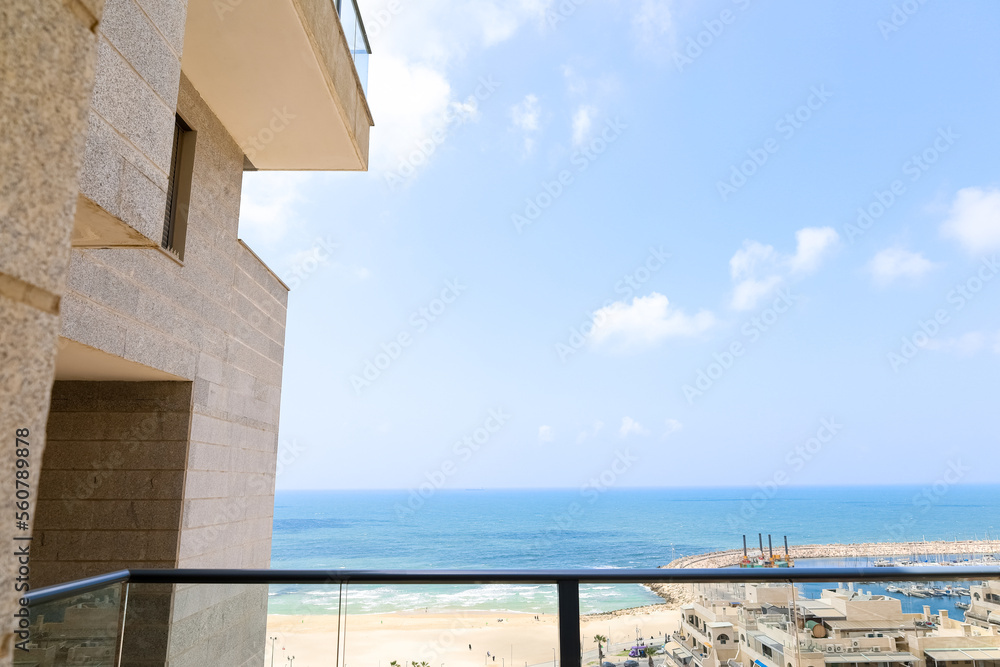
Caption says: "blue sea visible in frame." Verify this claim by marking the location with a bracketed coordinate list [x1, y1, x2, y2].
[268, 485, 1000, 616]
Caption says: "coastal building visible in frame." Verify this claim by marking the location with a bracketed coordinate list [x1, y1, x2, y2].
[965, 582, 1000, 633]
[667, 583, 1000, 667]
[901, 606, 1000, 667]
[674, 589, 743, 667]
[2, 0, 372, 663]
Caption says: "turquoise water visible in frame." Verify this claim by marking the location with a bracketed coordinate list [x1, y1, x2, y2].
[268, 485, 1000, 615]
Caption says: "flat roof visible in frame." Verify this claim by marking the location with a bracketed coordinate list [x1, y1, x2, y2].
[750, 633, 784, 653]
[823, 653, 918, 663]
[925, 648, 1000, 661]
[826, 620, 912, 630]
[708, 622, 734, 629]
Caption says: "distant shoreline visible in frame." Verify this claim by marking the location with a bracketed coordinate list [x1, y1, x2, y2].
[643, 539, 999, 607]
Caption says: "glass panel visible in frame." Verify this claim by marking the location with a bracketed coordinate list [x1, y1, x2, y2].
[122, 582, 270, 665]
[267, 583, 560, 666]
[335, 0, 369, 95]
[582, 582, 693, 667]
[582, 574, 998, 667]
[17, 583, 124, 667]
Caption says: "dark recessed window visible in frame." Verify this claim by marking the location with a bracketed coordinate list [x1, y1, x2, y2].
[162, 114, 196, 261]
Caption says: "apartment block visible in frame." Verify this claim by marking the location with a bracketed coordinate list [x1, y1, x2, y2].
[1, 0, 372, 663]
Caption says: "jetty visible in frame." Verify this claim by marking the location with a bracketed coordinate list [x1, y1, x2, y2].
[645, 539, 999, 607]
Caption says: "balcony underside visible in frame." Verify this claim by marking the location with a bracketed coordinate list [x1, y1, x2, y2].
[182, 0, 372, 171]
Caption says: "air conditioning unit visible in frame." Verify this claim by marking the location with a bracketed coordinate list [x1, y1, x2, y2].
[853, 641, 861, 647]
[872, 648, 881, 653]
[826, 646, 835, 653]
[835, 646, 844, 653]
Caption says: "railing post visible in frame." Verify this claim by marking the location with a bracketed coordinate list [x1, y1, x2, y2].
[557, 579, 581, 667]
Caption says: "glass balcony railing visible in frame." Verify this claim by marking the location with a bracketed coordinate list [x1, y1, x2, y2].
[15, 575, 125, 666]
[335, 0, 371, 96]
[21, 567, 1000, 667]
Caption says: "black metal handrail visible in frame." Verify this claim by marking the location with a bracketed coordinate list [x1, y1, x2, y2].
[28, 566, 1000, 604]
[27, 566, 1000, 666]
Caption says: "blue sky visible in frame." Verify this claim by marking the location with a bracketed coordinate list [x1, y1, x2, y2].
[238, 0, 1000, 490]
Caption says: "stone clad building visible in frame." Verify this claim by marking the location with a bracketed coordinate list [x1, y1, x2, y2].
[1, 0, 372, 663]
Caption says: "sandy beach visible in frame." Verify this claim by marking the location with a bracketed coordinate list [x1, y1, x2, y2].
[266, 607, 681, 667]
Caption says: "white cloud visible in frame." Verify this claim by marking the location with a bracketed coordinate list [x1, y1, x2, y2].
[919, 332, 990, 356]
[363, 0, 553, 173]
[941, 186, 1000, 254]
[367, 55, 455, 173]
[790, 227, 840, 274]
[576, 420, 604, 443]
[867, 247, 939, 286]
[511, 94, 540, 132]
[510, 94, 541, 155]
[619, 417, 649, 438]
[632, 0, 675, 49]
[731, 275, 783, 311]
[729, 227, 838, 310]
[561, 65, 588, 95]
[588, 293, 715, 351]
[662, 418, 683, 439]
[238, 172, 311, 244]
[571, 104, 596, 147]
[538, 425, 554, 443]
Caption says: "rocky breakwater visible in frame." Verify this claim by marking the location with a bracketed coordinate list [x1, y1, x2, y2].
[644, 539, 998, 606]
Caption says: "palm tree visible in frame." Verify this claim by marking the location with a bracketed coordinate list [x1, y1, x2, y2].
[645, 645, 659, 667]
[594, 635, 608, 664]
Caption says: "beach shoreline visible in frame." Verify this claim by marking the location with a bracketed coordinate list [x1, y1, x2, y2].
[266, 608, 681, 666]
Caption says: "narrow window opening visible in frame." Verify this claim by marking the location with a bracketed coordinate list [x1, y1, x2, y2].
[162, 115, 196, 261]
